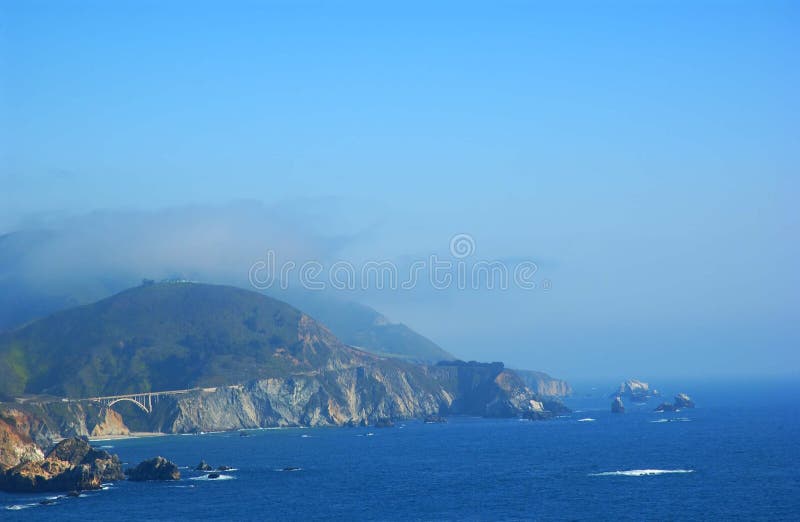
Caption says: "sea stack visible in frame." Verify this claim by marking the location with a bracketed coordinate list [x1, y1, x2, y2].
[611, 396, 625, 414]
[126, 456, 181, 481]
[673, 393, 695, 408]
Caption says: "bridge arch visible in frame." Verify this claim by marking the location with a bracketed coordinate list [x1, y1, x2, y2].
[104, 396, 151, 413]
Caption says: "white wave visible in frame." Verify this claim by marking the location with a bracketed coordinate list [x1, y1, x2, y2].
[366, 432, 374, 437]
[590, 469, 695, 477]
[577, 418, 596, 422]
[651, 419, 670, 423]
[300, 434, 311, 438]
[6, 503, 38, 510]
[189, 473, 235, 481]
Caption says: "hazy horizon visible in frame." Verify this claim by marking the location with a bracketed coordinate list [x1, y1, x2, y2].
[2, 1, 798, 381]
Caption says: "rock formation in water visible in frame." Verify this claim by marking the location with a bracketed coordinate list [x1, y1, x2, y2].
[0, 437, 123, 492]
[673, 393, 695, 408]
[611, 379, 659, 402]
[126, 456, 180, 481]
[611, 397, 625, 413]
[655, 393, 695, 412]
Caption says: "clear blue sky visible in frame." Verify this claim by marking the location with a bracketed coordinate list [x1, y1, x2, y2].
[1, 1, 798, 378]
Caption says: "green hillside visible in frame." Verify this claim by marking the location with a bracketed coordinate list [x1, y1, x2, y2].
[0, 282, 355, 398]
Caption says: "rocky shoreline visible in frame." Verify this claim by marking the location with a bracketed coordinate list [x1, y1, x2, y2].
[2, 362, 570, 442]
[0, 437, 123, 493]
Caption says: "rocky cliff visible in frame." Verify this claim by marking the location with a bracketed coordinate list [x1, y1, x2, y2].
[512, 369, 572, 398]
[0, 409, 46, 471]
[427, 361, 569, 419]
[2, 359, 568, 435]
[112, 360, 566, 432]
[161, 363, 452, 432]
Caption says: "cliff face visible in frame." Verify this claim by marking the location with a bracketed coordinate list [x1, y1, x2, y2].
[3, 360, 568, 435]
[512, 369, 572, 398]
[90, 408, 130, 437]
[161, 364, 453, 432]
[426, 361, 567, 419]
[148, 361, 562, 432]
[1, 401, 135, 443]
[0, 410, 45, 471]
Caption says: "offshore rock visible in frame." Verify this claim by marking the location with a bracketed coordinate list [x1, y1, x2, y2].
[655, 393, 695, 412]
[611, 397, 625, 414]
[674, 393, 695, 409]
[126, 456, 180, 481]
[612, 379, 658, 402]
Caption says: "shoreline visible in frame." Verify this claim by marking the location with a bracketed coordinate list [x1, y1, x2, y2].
[88, 432, 167, 442]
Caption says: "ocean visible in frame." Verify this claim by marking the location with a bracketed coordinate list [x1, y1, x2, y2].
[3, 379, 798, 521]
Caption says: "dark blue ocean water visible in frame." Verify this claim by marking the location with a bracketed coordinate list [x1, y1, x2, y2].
[3, 379, 799, 521]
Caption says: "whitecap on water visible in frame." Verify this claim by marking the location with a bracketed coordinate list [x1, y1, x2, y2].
[590, 469, 695, 477]
[577, 418, 596, 422]
[189, 474, 235, 481]
[6, 503, 38, 510]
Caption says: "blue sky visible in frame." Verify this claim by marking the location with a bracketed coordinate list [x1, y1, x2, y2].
[1, 1, 798, 378]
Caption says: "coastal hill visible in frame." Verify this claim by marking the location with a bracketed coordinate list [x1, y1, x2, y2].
[279, 292, 456, 364]
[0, 230, 454, 366]
[0, 282, 568, 434]
[0, 282, 360, 398]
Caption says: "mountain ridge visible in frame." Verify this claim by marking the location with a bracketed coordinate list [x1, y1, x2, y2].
[0, 282, 569, 435]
